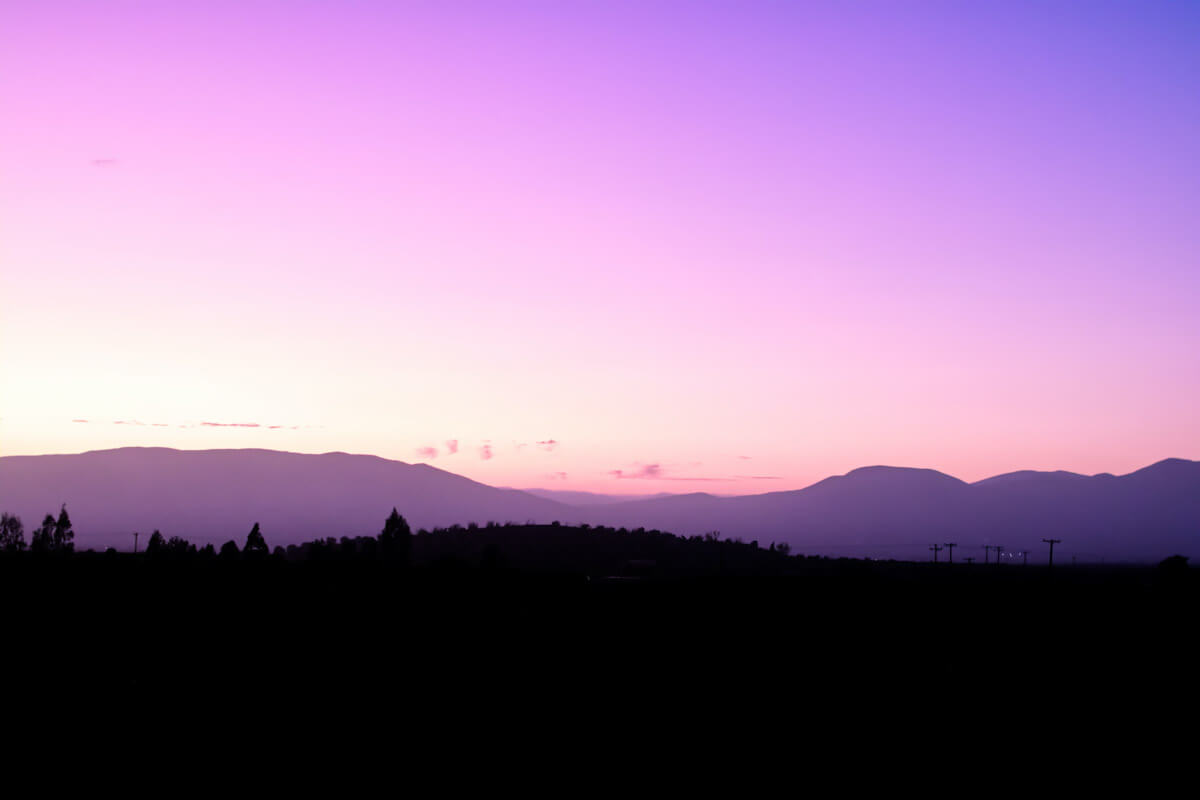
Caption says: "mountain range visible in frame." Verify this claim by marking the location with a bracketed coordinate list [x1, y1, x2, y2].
[1, 447, 1197, 561]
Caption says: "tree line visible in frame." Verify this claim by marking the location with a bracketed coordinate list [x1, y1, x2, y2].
[0, 506, 415, 563]
[0, 506, 74, 553]
[0, 505, 811, 576]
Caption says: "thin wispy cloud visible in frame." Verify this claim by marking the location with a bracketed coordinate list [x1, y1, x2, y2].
[479, 444, 494, 460]
[609, 464, 663, 480]
[191, 421, 299, 429]
[610, 462, 745, 482]
[445, 439, 459, 455]
[415, 446, 438, 459]
[536, 439, 559, 452]
[73, 417, 300, 430]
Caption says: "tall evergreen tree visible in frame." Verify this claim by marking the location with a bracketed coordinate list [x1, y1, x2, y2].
[30, 514, 56, 553]
[379, 508, 412, 564]
[145, 530, 166, 555]
[244, 522, 268, 556]
[53, 505, 74, 552]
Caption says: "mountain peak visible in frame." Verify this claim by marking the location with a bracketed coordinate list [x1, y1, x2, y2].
[973, 469, 1087, 487]
[1124, 457, 1200, 482]
[837, 465, 966, 486]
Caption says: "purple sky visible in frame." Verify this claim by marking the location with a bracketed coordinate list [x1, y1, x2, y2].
[2, 1, 1198, 492]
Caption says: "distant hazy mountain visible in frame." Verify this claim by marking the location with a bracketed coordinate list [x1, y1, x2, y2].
[0, 448, 565, 550]
[1, 448, 1196, 561]
[558, 459, 1200, 562]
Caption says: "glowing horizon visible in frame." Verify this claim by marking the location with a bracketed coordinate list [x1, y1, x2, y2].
[3, 1, 1198, 493]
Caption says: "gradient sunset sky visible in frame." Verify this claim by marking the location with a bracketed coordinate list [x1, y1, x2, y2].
[2, 1, 1198, 493]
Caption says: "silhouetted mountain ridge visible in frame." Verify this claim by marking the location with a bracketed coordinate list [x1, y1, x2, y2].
[563, 459, 1200, 561]
[0, 447, 566, 550]
[1, 448, 1196, 561]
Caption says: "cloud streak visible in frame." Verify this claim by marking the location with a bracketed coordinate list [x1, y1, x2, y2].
[609, 464, 663, 480]
[609, 462, 754, 482]
[73, 417, 301, 429]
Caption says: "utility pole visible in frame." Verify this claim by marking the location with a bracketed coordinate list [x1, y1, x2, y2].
[964, 557, 975, 565]
[930, 544, 944, 563]
[983, 545, 993, 564]
[1042, 538, 1062, 567]
[944, 542, 957, 564]
[995, 545, 1005, 565]
[132, 531, 139, 553]
[1022, 550, 1029, 566]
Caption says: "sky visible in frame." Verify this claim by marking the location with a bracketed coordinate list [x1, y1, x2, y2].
[2, 0, 1198, 493]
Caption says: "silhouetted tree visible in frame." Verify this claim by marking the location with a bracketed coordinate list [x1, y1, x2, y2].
[165, 536, 193, 556]
[30, 514, 56, 553]
[219, 540, 240, 560]
[53, 505, 74, 552]
[244, 523, 268, 557]
[0, 513, 26, 552]
[145, 530, 166, 556]
[379, 508, 412, 564]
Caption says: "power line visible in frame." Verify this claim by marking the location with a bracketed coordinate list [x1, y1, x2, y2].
[944, 542, 957, 564]
[1042, 538, 1062, 567]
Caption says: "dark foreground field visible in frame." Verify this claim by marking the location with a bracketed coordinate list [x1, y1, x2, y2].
[4, 539, 1195, 723]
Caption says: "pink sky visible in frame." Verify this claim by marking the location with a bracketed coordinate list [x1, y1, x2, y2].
[2, 1, 1198, 492]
